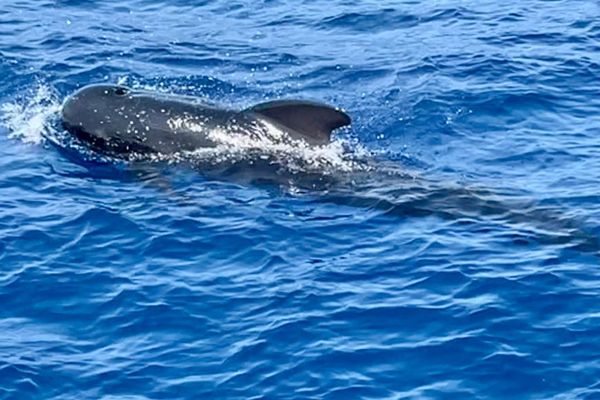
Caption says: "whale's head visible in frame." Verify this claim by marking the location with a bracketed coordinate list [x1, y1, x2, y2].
[61, 84, 146, 152]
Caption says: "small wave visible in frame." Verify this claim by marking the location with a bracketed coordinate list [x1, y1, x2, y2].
[0, 84, 61, 144]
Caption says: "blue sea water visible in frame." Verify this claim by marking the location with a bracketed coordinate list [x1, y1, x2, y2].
[1, 0, 600, 398]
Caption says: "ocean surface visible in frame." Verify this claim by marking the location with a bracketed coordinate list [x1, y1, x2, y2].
[1, 1, 600, 398]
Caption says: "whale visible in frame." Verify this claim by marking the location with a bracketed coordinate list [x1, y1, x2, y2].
[59, 85, 600, 257]
[61, 84, 351, 156]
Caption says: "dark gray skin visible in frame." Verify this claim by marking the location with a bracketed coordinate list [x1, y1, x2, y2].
[61, 84, 351, 155]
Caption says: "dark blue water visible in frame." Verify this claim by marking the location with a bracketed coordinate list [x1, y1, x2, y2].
[2, 1, 600, 398]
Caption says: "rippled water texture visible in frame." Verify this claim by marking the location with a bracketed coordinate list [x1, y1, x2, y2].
[1, 1, 600, 399]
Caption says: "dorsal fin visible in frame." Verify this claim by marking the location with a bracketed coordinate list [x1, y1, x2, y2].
[247, 100, 351, 145]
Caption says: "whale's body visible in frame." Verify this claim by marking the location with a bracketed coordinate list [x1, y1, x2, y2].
[58, 86, 600, 257]
[61, 84, 351, 155]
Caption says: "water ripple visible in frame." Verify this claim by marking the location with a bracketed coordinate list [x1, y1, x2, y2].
[1, 0, 600, 399]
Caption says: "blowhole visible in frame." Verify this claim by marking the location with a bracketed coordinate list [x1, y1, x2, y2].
[114, 87, 128, 96]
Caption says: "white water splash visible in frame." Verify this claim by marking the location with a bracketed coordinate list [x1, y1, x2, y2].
[0, 84, 61, 144]
[157, 115, 373, 174]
